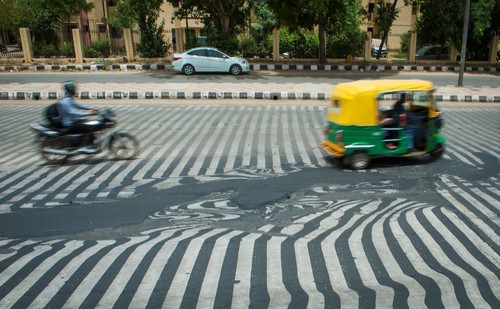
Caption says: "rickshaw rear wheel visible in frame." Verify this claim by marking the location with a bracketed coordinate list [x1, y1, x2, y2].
[430, 143, 444, 160]
[349, 152, 371, 170]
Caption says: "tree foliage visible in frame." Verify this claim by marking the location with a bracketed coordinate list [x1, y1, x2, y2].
[416, 0, 499, 59]
[112, 0, 169, 57]
[267, 0, 364, 63]
[166, 0, 249, 53]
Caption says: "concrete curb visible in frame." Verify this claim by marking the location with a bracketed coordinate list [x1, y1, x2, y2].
[1, 90, 500, 102]
[1, 63, 499, 73]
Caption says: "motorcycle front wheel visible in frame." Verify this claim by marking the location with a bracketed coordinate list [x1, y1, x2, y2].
[109, 132, 139, 160]
[41, 138, 69, 164]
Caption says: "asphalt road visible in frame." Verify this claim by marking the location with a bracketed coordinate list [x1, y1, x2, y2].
[0, 101, 498, 308]
[1, 70, 500, 88]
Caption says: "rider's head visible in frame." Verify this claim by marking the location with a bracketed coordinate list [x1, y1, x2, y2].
[63, 81, 77, 96]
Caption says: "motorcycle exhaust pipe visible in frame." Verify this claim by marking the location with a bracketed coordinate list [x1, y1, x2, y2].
[42, 149, 74, 156]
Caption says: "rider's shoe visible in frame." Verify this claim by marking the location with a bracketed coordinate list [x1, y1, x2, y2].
[79, 146, 98, 154]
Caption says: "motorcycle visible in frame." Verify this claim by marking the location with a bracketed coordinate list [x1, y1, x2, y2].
[30, 109, 139, 164]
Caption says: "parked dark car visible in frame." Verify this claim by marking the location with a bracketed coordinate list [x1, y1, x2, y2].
[415, 45, 450, 60]
[371, 39, 387, 58]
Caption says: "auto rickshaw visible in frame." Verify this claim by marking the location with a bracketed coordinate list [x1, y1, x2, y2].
[319, 79, 445, 170]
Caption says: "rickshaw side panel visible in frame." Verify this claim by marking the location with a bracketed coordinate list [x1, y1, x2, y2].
[325, 122, 393, 156]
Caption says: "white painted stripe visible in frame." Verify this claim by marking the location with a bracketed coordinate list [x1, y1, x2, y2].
[389, 208, 460, 308]
[162, 228, 227, 308]
[290, 106, 312, 166]
[62, 236, 149, 309]
[348, 200, 396, 307]
[440, 175, 500, 239]
[129, 106, 193, 180]
[280, 107, 298, 165]
[28, 240, 115, 309]
[294, 238, 325, 305]
[223, 108, 249, 172]
[128, 229, 200, 308]
[188, 107, 234, 176]
[231, 233, 261, 308]
[156, 107, 216, 179]
[197, 230, 244, 308]
[256, 106, 271, 170]
[205, 107, 239, 175]
[241, 107, 261, 167]
[371, 200, 426, 308]
[96, 230, 177, 308]
[0, 242, 57, 288]
[1, 240, 78, 308]
[321, 202, 384, 308]
[426, 207, 500, 301]
[269, 106, 285, 174]
[267, 236, 291, 307]
[152, 107, 210, 178]
[409, 209, 490, 308]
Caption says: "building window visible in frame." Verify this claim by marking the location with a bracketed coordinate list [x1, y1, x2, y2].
[98, 25, 107, 33]
[111, 26, 122, 39]
[107, 0, 117, 6]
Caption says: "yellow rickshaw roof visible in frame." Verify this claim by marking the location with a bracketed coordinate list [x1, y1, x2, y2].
[332, 79, 434, 100]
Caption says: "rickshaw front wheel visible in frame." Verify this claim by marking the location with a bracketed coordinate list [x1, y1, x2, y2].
[349, 152, 371, 170]
[430, 143, 444, 160]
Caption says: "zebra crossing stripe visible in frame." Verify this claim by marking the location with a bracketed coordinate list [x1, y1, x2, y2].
[371, 200, 427, 307]
[422, 207, 500, 303]
[438, 175, 500, 246]
[96, 230, 177, 307]
[196, 230, 245, 308]
[389, 206, 460, 308]
[127, 228, 200, 308]
[231, 233, 262, 308]
[0, 241, 63, 298]
[62, 236, 149, 308]
[266, 236, 291, 307]
[162, 228, 229, 308]
[28, 240, 115, 309]
[408, 209, 490, 308]
[348, 200, 396, 308]
[188, 106, 236, 176]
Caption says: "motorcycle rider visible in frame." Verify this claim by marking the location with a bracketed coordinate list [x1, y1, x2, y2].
[58, 81, 99, 153]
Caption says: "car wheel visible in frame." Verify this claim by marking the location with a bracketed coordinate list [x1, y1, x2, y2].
[350, 151, 371, 170]
[183, 64, 195, 75]
[230, 64, 242, 75]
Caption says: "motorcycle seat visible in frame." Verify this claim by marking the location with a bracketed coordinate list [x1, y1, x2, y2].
[31, 123, 70, 136]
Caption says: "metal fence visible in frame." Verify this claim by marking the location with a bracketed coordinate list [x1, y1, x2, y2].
[0, 28, 142, 59]
[0, 44, 23, 58]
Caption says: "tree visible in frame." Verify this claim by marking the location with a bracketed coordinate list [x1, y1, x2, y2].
[166, 0, 249, 53]
[373, 0, 399, 59]
[417, 0, 499, 59]
[111, 0, 169, 57]
[267, 0, 362, 64]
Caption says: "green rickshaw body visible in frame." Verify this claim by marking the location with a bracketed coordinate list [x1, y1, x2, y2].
[320, 79, 446, 169]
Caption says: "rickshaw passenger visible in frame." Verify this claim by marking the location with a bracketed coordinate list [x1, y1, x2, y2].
[392, 94, 418, 150]
[378, 106, 397, 149]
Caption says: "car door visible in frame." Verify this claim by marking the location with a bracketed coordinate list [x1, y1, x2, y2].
[186, 49, 209, 72]
[206, 49, 230, 72]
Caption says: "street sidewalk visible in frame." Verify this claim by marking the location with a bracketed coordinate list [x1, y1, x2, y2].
[0, 81, 499, 102]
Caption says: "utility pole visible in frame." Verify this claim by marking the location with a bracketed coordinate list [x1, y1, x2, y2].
[458, 0, 470, 87]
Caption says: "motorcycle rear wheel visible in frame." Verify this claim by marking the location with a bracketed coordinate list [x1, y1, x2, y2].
[41, 138, 69, 164]
[109, 133, 139, 160]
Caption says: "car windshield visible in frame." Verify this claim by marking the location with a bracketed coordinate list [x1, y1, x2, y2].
[416, 47, 430, 55]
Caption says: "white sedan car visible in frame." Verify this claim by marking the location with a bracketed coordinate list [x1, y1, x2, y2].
[172, 47, 250, 75]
